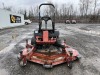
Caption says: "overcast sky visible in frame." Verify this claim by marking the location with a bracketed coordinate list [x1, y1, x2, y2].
[0, 0, 79, 9]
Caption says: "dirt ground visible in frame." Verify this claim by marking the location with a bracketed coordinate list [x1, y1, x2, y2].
[0, 23, 100, 75]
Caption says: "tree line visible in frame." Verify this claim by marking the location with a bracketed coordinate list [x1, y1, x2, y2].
[1, 0, 100, 23]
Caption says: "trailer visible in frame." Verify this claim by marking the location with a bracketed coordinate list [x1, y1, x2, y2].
[0, 9, 24, 29]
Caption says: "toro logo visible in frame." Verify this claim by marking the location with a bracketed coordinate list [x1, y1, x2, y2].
[10, 15, 21, 23]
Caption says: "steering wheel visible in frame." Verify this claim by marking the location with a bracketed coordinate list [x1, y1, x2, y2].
[41, 16, 51, 22]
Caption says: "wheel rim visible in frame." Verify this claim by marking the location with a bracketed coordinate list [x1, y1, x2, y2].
[19, 60, 27, 66]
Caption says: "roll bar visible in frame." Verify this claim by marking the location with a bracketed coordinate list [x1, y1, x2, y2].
[39, 3, 55, 9]
[39, 3, 55, 32]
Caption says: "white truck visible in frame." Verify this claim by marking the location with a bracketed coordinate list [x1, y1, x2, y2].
[24, 19, 32, 25]
[71, 20, 76, 24]
[65, 20, 71, 24]
[65, 20, 77, 24]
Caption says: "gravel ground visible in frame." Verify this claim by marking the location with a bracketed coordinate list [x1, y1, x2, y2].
[0, 23, 100, 75]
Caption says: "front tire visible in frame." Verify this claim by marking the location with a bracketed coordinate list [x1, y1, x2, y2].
[67, 62, 73, 69]
[25, 22, 28, 25]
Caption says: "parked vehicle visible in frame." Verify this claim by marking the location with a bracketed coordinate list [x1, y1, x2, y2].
[24, 19, 32, 25]
[65, 20, 71, 24]
[71, 20, 76, 24]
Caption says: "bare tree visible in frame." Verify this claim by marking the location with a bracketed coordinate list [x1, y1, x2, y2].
[79, 0, 85, 16]
[97, 8, 100, 16]
[54, 4, 59, 19]
[18, 9, 24, 14]
[2, 3, 12, 11]
[69, 4, 74, 19]
[61, 4, 67, 18]
[48, 2, 55, 17]
[33, 6, 39, 17]
[60, 3, 71, 19]
[84, 0, 92, 16]
[93, 0, 99, 14]
[42, 6, 49, 16]
[79, 0, 92, 19]
[59, 8, 62, 19]
[24, 10, 27, 19]
[28, 7, 34, 18]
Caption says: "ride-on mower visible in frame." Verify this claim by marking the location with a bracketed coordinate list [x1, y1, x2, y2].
[18, 3, 81, 69]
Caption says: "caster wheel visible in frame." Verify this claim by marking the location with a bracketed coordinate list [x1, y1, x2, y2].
[17, 53, 21, 60]
[67, 62, 72, 69]
[76, 54, 81, 61]
[19, 60, 27, 67]
[17, 51, 23, 60]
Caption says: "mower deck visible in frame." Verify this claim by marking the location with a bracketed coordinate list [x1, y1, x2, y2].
[18, 42, 80, 68]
